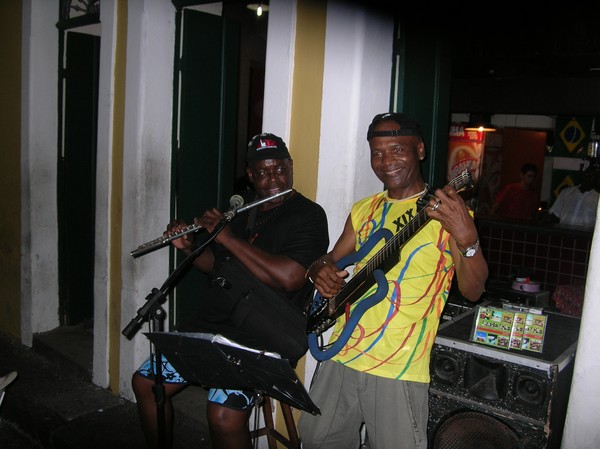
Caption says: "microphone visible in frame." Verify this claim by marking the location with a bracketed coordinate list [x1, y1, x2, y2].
[223, 194, 245, 221]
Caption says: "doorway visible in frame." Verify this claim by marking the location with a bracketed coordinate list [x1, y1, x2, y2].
[476, 128, 548, 216]
[58, 30, 100, 326]
[170, 2, 268, 327]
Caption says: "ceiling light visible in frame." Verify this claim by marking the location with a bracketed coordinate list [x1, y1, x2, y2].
[465, 113, 496, 132]
[247, 3, 269, 16]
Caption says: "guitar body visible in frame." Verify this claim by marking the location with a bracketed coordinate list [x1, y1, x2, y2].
[308, 268, 389, 360]
[306, 169, 474, 361]
[307, 228, 394, 360]
[307, 228, 393, 334]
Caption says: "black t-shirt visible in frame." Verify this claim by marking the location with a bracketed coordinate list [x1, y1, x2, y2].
[180, 191, 329, 343]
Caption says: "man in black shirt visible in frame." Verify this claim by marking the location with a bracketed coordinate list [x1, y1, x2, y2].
[132, 133, 329, 449]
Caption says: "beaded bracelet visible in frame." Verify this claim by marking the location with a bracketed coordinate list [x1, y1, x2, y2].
[305, 259, 328, 283]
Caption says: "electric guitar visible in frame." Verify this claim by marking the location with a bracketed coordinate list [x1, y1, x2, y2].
[306, 169, 474, 361]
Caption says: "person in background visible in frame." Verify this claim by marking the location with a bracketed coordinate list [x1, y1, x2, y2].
[132, 133, 329, 449]
[490, 162, 539, 220]
[546, 163, 600, 228]
[298, 113, 488, 449]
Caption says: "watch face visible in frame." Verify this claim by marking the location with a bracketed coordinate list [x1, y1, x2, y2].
[461, 239, 479, 258]
[464, 248, 476, 257]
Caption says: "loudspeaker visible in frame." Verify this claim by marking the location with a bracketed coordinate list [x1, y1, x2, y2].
[428, 307, 580, 449]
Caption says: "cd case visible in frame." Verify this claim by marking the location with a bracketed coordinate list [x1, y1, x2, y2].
[470, 304, 548, 353]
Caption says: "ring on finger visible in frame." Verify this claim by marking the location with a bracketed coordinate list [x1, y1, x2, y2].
[431, 201, 440, 211]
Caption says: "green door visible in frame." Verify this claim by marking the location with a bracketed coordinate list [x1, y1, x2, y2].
[170, 9, 239, 326]
[392, 21, 452, 188]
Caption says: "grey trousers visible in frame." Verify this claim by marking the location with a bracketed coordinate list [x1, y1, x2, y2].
[298, 360, 428, 449]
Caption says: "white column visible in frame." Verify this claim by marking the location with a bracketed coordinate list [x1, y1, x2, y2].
[562, 219, 600, 448]
[20, 0, 60, 345]
[118, 0, 175, 400]
[262, 0, 296, 140]
[304, 0, 395, 381]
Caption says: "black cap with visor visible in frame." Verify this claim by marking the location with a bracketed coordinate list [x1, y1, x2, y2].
[367, 112, 423, 141]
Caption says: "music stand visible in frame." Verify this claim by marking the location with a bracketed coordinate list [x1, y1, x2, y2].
[145, 332, 320, 415]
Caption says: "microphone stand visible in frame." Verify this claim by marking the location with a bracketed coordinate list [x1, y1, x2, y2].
[122, 213, 234, 449]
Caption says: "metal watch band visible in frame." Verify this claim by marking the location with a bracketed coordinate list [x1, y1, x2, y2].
[459, 238, 480, 258]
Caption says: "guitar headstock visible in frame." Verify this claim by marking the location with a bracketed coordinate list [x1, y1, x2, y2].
[416, 169, 475, 210]
[448, 169, 474, 193]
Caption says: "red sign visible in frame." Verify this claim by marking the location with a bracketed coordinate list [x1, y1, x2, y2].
[447, 124, 484, 184]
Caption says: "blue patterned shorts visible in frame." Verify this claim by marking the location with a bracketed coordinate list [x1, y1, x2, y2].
[136, 354, 258, 411]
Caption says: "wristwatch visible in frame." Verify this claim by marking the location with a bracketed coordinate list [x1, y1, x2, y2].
[458, 238, 480, 258]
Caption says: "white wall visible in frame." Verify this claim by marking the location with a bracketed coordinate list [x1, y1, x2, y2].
[562, 220, 600, 447]
[20, 0, 176, 395]
[300, 0, 395, 381]
[317, 1, 393, 241]
[21, 0, 60, 346]
[118, 0, 175, 399]
[93, 0, 116, 390]
[262, 0, 296, 141]
[260, 0, 394, 441]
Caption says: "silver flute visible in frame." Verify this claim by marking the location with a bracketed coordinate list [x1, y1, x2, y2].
[130, 189, 292, 258]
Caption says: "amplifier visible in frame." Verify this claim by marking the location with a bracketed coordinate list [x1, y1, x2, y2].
[428, 307, 580, 449]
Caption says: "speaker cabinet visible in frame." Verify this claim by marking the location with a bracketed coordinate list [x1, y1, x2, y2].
[428, 307, 580, 449]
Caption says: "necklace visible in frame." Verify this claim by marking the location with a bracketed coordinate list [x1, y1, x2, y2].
[387, 185, 429, 202]
[246, 203, 284, 244]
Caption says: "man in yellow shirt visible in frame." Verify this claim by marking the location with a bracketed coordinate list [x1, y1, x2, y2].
[299, 113, 488, 449]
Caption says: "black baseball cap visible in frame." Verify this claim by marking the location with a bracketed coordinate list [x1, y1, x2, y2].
[246, 133, 291, 163]
[367, 112, 422, 141]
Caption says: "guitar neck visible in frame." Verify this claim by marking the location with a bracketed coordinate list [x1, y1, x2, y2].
[332, 206, 431, 312]
[365, 207, 430, 274]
